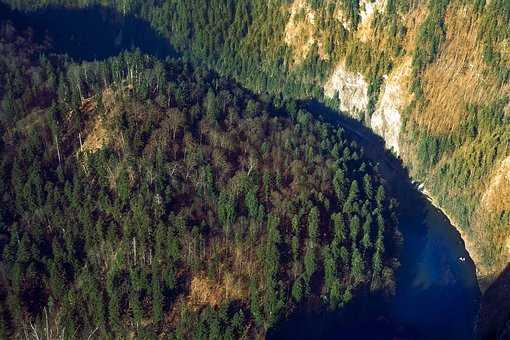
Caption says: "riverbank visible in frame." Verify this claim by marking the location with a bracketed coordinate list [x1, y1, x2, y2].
[419, 186, 498, 292]
[305, 100, 480, 338]
[420, 188, 477, 268]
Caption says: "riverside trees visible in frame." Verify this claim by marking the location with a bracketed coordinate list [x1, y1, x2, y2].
[0, 22, 399, 338]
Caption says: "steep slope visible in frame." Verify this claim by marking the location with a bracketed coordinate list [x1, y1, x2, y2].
[1, 0, 509, 336]
[0, 23, 399, 338]
[73, 0, 508, 286]
[3, 0, 504, 281]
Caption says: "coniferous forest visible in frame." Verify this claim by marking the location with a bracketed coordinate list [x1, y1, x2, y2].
[0, 21, 399, 338]
[3, 0, 508, 337]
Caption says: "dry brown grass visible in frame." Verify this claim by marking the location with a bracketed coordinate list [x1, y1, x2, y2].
[497, 38, 510, 63]
[79, 87, 119, 153]
[402, 4, 429, 54]
[415, 4, 509, 134]
[470, 207, 510, 285]
[80, 96, 97, 113]
[81, 115, 108, 153]
[186, 241, 256, 309]
[102, 87, 115, 109]
[481, 156, 510, 214]
[188, 273, 246, 308]
[189, 275, 223, 307]
[283, 0, 318, 64]
[355, 0, 386, 44]
[282, 0, 331, 64]
[316, 32, 330, 61]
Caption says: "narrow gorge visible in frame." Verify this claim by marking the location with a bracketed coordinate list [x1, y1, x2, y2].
[1, 0, 508, 338]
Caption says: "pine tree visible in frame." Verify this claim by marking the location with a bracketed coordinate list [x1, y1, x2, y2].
[351, 246, 365, 286]
[304, 207, 319, 291]
[152, 278, 163, 323]
[291, 276, 304, 302]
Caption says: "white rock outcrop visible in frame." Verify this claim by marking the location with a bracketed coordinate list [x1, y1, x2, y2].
[324, 63, 369, 119]
[371, 59, 411, 154]
[357, 0, 387, 42]
[324, 58, 411, 155]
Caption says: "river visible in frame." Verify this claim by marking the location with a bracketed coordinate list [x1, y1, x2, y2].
[0, 4, 481, 339]
[276, 101, 481, 339]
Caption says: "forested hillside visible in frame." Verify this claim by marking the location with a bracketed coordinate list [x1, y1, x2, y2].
[4, 0, 507, 285]
[0, 22, 399, 338]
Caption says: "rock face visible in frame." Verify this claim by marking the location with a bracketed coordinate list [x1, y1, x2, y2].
[324, 59, 411, 155]
[323, 0, 407, 155]
[357, 0, 386, 42]
[370, 59, 412, 155]
[324, 63, 369, 119]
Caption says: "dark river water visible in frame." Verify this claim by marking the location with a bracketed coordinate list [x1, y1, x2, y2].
[0, 3, 481, 339]
[280, 102, 481, 340]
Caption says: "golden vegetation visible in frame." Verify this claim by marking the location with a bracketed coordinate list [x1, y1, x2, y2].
[283, 0, 319, 64]
[415, 4, 509, 134]
[80, 87, 118, 153]
[401, 4, 428, 54]
[355, 0, 386, 44]
[472, 155, 510, 281]
[185, 242, 256, 309]
[482, 157, 510, 214]
[188, 273, 245, 308]
[81, 115, 108, 153]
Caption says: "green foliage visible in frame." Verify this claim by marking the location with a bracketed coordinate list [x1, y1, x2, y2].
[291, 276, 304, 302]
[412, 98, 510, 269]
[218, 191, 236, 234]
[340, 0, 361, 30]
[412, 0, 450, 98]
[0, 18, 399, 339]
[477, 0, 510, 85]
[2, 1, 506, 285]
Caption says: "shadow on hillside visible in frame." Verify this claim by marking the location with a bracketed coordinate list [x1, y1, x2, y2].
[267, 291, 418, 340]
[0, 2, 177, 61]
[477, 264, 510, 339]
[0, 3, 483, 337]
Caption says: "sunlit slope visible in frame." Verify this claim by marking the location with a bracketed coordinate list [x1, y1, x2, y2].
[2, 0, 509, 287]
